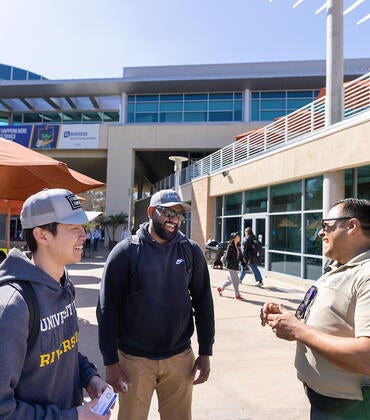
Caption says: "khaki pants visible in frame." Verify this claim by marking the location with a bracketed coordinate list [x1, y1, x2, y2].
[117, 348, 195, 420]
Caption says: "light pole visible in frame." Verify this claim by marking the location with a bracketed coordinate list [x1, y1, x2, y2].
[169, 156, 188, 193]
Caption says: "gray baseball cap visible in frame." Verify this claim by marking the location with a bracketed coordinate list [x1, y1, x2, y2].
[149, 189, 191, 212]
[21, 188, 93, 229]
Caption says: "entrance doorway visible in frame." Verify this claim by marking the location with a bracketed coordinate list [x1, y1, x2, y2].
[242, 215, 266, 267]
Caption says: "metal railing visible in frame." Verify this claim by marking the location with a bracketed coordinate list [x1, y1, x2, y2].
[153, 71, 370, 192]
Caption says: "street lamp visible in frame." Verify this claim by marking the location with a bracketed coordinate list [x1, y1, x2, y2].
[169, 156, 188, 193]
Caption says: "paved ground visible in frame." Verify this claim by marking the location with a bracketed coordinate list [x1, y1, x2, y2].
[70, 248, 311, 419]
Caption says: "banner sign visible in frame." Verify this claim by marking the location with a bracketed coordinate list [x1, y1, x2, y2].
[0, 124, 99, 149]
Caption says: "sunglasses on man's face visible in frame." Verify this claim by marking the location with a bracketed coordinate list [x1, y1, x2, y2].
[321, 217, 352, 231]
[155, 206, 185, 222]
[295, 285, 318, 320]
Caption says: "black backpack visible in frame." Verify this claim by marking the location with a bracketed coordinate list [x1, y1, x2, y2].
[1, 281, 40, 350]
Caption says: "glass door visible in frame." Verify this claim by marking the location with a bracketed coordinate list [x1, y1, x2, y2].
[242, 215, 266, 267]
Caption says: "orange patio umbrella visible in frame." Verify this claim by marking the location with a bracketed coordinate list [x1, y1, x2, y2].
[0, 137, 105, 250]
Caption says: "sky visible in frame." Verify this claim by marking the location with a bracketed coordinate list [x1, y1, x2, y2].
[1, 0, 369, 80]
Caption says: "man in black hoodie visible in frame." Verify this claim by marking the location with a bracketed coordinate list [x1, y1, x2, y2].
[0, 188, 111, 419]
[97, 189, 215, 420]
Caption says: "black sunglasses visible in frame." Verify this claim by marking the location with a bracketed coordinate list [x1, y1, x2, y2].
[321, 217, 352, 231]
[155, 206, 185, 222]
[295, 285, 318, 320]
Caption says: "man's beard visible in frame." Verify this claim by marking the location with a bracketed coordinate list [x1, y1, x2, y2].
[152, 218, 179, 241]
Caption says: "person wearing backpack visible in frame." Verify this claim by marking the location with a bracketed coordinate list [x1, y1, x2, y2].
[241, 227, 264, 287]
[0, 188, 111, 419]
[97, 189, 215, 420]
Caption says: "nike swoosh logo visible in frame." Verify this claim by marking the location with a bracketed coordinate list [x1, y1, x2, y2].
[176, 259, 184, 265]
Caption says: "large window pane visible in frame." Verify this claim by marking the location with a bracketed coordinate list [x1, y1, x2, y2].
[345, 169, 354, 197]
[305, 177, 323, 210]
[136, 102, 158, 113]
[271, 181, 301, 212]
[160, 102, 182, 112]
[358, 166, 370, 199]
[215, 196, 223, 217]
[304, 257, 322, 280]
[223, 217, 241, 242]
[224, 192, 242, 216]
[244, 188, 268, 213]
[209, 111, 233, 121]
[305, 213, 322, 255]
[270, 214, 301, 252]
[270, 253, 301, 277]
[184, 101, 207, 111]
[184, 112, 207, 122]
[209, 100, 233, 111]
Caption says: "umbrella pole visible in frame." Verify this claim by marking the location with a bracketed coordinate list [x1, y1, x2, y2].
[6, 200, 10, 252]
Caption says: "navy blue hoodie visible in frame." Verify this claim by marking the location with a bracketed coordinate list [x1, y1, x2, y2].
[0, 249, 98, 419]
[97, 223, 215, 365]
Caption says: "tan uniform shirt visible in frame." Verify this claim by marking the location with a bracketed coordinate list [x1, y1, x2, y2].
[295, 250, 370, 400]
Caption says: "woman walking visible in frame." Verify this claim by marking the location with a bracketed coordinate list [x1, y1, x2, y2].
[217, 232, 243, 300]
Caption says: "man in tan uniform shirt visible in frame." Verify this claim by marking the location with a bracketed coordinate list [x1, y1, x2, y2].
[261, 198, 370, 419]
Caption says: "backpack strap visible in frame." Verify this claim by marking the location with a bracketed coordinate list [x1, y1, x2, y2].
[6, 281, 40, 350]
[128, 235, 142, 293]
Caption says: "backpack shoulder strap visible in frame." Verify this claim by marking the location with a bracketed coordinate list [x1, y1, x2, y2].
[128, 235, 142, 292]
[5, 281, 40, 350]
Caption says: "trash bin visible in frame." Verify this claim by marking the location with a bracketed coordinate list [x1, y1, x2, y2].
[212, 242, 227, 269]
[205, 241, 219, 265]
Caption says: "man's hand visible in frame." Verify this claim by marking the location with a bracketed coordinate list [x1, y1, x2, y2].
[192, 355, 210, 385]
[86, 376, 109, 400]
[77, 399, 111, 419]
[105, 363, 130, 393]
[265, 303, 302, 341]
[260, 302, 282, 326]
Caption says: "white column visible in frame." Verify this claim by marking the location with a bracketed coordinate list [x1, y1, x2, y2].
[322, 170, 345, 217]
[243, 89, 250, 122]
[119, 92, 127, 124]
[325, 0, 344, 126]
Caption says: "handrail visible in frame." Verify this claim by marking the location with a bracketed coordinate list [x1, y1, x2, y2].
[152, 71, 370, 192]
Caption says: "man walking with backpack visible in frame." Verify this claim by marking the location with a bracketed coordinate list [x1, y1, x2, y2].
[240, 227, 264, 287]
[0, 188, 111, 419]
[97, 189, 215, 420]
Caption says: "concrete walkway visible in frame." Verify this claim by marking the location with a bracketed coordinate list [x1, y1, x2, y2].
[70, 248, 310, 419]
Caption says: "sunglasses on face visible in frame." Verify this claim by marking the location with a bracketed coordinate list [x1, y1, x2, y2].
[155, 206, 185, 222]
[321, 217, 352, 231]
[295, 285, 318, 320]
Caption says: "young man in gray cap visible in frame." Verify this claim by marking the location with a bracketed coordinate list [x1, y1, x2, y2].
[0, 188, 112, 419]
[97, 189, 215, 420]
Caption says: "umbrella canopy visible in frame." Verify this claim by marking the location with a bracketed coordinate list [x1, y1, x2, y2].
[0, 137, 104, 201]
[0, 137, 105, 250]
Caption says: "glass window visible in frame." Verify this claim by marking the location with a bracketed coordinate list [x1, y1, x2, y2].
[305, 177, 323, 210]
[215, 196, 223, 217]
[43, 113, 62, 123]
[261, 100, 286, 110]
[269, 253, 301, 277]
[135, 113, 158, 123]
[82, 112, 102, 123]
[28, 72, 42, 80]
[127, 104, 135, 122]
[287, 91, 314, 99]
[24, 113, 42, 123]
[160, 102, 182, 112]
[345, 169, 354, 197]
[260, 110, 285, 120]
[184, 112, 207, 122]
[210, 93, 233, 100]
[63, 112, 82, 122]
[287, 99, 313, 109]
[233, 110, 242, 121]
[358, 166, 370, 199]
[224, 192, 242, 216]
[209, 111, 233, 121]
[223, 217, 241, 242]
[12, 67, 27, 80]
[136, 95, 159, 102]
[103, 112, 119, 122]
[184, 94, 208, 101]
[159, 113, 182, 122]
[0, 64, 11, 80]
[244, 188, 268, 213]
[160, 94, 183, 101]
[13, 114, 23, 123]
[261, 92, 286, 99]
[271, 181, 302, 212]
[304, 257, 322, 280]
[304, 213, 322, 255]
[270, 214, 301, 252]
[209, 100, 233, 111]
[136, 102, 158, 113]
[184, 101, 207, 111]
